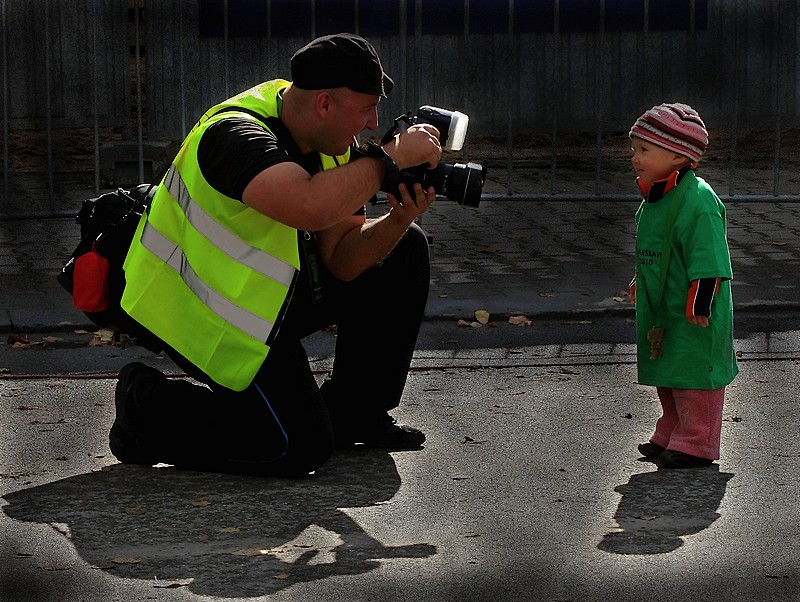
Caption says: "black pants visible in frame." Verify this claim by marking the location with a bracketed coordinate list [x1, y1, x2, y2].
[127, 223, 430, 477]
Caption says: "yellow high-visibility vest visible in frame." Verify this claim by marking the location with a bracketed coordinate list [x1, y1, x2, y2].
[121, 79, 349, 390]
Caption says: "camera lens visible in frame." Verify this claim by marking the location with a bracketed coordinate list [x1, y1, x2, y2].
[439, 162, 486, 207]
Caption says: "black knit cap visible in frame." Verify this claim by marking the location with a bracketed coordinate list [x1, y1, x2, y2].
[290, 33, 393, 98]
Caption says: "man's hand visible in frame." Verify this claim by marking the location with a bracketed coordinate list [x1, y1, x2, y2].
[383, 124, 443, 170]
[385, 181, 436, 221]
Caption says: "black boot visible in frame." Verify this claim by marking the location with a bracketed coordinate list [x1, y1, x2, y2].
[108, 362, 166, 465]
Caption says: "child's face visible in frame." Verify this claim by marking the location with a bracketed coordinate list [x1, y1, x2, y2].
[630, 137, 690, 183]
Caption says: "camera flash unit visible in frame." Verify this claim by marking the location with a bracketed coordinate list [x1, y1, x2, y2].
[415, 105, 469, 151]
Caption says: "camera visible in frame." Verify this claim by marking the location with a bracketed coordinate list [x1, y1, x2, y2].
[379, 106, 487, 208]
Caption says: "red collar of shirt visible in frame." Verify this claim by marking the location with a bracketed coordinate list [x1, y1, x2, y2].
[636, 166, 692, 203]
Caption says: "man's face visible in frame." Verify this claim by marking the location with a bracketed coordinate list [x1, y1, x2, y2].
[320, 88, 381, 155]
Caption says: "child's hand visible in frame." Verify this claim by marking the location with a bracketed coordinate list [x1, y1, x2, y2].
[685, 278, 719, 328]
[687, 315, 709, 328]
[628, 282, 636, 304]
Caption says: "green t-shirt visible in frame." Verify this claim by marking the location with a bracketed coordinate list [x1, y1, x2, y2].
[634, 170, 739, 389]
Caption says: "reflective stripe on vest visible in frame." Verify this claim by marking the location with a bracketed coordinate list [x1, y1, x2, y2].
[136, 166, 297, 343]
[162, 165, 295, 288]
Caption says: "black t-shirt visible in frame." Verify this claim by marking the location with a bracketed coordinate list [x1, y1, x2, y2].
[196, 115, 366, 217]
[194, 110, 373, 313]
[197, 116, 305, 200]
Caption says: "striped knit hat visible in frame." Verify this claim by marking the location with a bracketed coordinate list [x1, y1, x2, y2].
[629, 103, 708, 163]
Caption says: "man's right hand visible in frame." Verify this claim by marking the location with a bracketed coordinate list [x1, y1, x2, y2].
[383, 124, 443, 170]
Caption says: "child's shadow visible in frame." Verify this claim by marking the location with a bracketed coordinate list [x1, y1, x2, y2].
[2, 449, 435, 597]
[598, 464, 734, 555]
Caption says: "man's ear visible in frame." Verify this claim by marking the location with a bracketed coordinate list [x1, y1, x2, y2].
[316, 91, 335, 116]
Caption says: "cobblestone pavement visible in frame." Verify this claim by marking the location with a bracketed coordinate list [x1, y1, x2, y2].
[2, 161, 800, 332]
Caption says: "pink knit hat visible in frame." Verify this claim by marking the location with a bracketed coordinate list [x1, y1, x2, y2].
[629, 103, 708, 163]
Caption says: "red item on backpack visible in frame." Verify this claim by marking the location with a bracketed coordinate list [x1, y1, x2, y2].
[72, 244, 110, 312]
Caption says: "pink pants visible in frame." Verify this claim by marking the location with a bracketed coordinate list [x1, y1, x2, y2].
[650, 386, 725, 460]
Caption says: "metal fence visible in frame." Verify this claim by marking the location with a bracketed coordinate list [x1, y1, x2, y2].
[1, 0, 799, 218]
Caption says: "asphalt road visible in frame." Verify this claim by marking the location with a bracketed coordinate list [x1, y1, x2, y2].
[1, 316, 799, 602]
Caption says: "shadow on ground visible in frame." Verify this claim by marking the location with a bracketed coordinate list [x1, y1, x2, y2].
[2, 449, 435, 598]
[599, 465, 734, 555]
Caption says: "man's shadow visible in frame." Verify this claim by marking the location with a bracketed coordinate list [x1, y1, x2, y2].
[2, 449, 435, 597]
[598, 463, 734, 555]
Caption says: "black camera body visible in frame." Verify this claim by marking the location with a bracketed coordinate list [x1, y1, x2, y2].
[380, 106, 487, 208]
[389, 160, 486, 208]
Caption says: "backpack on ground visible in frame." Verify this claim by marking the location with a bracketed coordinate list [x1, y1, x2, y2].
[57, 183, 164, 352]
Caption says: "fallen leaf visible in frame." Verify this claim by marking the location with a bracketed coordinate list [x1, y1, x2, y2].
[508, 315, 531, 326]
[11, 341, 37, 349]
[6, 334, 30, 345]
[474, 309, 490, 324]
[218, 526, 240, 533]
[273, 573, 290, 580]
[111, 557, 141, 564]
[89, 328, 123, 347]
[191, 500, 211, 507]
[126, 507, 147, 515]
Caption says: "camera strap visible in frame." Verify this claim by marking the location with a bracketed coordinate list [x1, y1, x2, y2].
[381, 111, 414, 145]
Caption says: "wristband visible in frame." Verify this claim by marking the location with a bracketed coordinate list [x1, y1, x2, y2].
[357, 140, 401, 192]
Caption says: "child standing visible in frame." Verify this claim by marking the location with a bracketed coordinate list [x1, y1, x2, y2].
[628, 103, 739, 469]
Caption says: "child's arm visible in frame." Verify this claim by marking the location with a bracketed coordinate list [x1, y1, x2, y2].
[686, 277, 721, 327]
